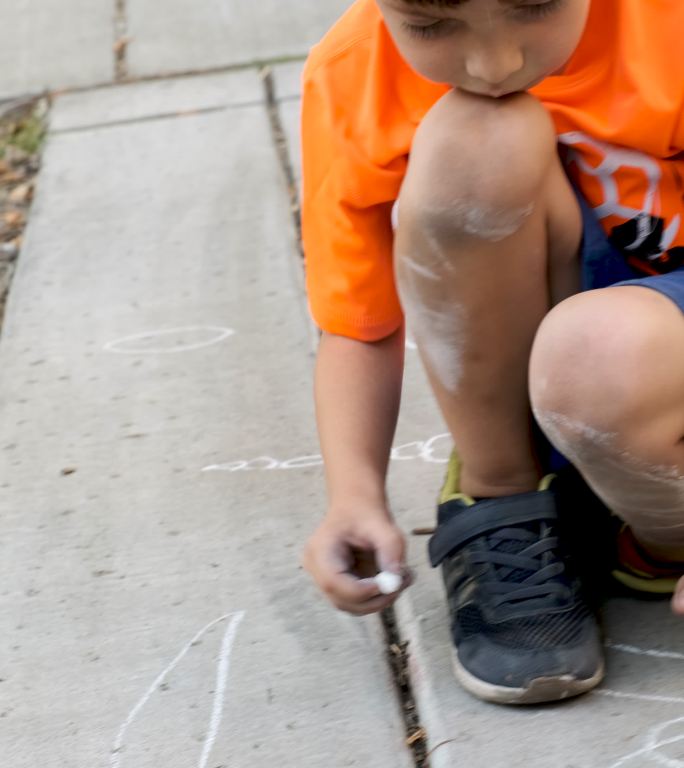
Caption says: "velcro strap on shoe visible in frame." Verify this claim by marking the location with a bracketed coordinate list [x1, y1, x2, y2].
[428, 491, 558, 567]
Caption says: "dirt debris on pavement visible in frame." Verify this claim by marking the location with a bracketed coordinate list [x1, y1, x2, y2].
[0, 96, 48, 330]
[382, 608, 430, 767]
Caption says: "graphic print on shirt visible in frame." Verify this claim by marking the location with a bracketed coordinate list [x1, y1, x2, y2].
[560, 132, 684, 275]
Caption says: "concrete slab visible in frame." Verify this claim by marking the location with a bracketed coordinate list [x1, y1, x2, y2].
[0, 86, 412, 767]
[389, 351, 684, 767]
[126, 0, 350, 78]
[273, 62, 305, 102]
[51, 70, 264, 133]
[0, 0, 113, 99]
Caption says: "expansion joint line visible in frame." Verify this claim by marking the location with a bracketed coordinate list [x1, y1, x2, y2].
[260, 72, 428, 764]
[114, 0, 129, 81]
[261, 66, 303, 257]
[381, 608, 431, 767]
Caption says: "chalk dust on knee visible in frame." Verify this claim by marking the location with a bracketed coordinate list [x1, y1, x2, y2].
[534, 408, 684, 544]
[440, 200, 535, 242]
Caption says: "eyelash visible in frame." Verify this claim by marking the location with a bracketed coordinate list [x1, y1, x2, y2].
[402, 21, 444, 40]
[401, 0, 565, 39]
[519, 0, 564, 20]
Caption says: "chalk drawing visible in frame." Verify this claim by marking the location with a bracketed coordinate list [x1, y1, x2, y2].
[595, 689, 684, 707]
[110, 611, 245, 768]
[200, 432, 452, 472]
[606, 642, 684, 662]
[197, 613, 245, 768]
[103, 326, 235, 354]
[605, 715, 684, 768]
[594, 642, 684, 768]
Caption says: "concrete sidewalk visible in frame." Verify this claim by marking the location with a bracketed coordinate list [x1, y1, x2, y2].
[0, 69, 412, 767]
[3, 3, 684, 768]
[0, 0, 350, 99]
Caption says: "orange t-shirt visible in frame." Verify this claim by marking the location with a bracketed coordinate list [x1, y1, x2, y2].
[301, 0, 684, 341]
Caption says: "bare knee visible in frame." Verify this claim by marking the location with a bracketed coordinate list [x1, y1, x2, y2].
[398, 90, 558, 243]
[529, 287, 680, 457]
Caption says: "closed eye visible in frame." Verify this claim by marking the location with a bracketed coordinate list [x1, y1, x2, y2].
[401, 19, 457, 40]
[514, 0, 565, 21]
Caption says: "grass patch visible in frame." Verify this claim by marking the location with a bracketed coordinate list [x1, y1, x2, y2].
[0, 97, 48, 331]
[0, 99, 47, 158]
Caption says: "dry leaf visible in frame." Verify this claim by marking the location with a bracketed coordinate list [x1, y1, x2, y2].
[113, 36, 131, 55]
[406, 728, 426, 746]
[0, 169, 24, 184]
[8, 182, 32, 204]
[2, 210, 24, 227]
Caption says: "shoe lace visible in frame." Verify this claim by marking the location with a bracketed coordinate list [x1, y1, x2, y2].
[469, 522, 573, 611]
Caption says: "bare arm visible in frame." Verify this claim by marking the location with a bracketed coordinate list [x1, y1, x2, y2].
[315, 326, 405, 507]
[304, 325, 410, 614]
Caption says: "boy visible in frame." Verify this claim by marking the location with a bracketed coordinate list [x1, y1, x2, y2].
[301, 0, 684, 704]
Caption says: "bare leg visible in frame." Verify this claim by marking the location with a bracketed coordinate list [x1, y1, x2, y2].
[530, 286, 684, 612]
[395, 90, 582, 499]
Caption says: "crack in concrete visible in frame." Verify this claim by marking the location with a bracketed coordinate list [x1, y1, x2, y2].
[260, 64, 430, 767]
[46, 55, 308, 100]
[261, 66, 302, 254]
[51, 100, 268, 136]
[114, 0, 129, 81]
[381, 608, 432, 767]
[51, 93, 301, 137]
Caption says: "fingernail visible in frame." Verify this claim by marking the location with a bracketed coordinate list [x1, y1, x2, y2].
[357, 577, 378, 587]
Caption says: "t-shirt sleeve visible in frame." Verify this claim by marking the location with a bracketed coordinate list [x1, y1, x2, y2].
[300, 47, 407, 342]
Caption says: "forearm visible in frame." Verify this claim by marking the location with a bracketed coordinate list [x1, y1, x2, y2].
[314, 326, 405, 509]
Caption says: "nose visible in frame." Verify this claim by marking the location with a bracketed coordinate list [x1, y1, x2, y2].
[465, 44, 524, 87]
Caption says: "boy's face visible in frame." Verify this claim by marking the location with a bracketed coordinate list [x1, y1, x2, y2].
[376, 0, 591, 97]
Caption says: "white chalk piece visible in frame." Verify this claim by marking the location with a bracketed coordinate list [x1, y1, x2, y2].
[375, 571, 402, 595]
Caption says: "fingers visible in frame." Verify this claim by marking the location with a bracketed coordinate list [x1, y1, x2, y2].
[372, 521, 407, 575]
[303, 517, 410, 615]
[326, 574, 398, 616]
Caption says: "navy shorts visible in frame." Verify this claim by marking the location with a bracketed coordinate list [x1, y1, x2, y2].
[577, 189, 684, 310]
[546, 191, 684, 471]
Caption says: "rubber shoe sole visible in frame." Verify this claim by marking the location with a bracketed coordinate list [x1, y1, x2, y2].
[451, 649, 605, 705]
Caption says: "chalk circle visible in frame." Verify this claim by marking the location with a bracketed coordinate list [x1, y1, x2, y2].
[103, 326, 235, 355]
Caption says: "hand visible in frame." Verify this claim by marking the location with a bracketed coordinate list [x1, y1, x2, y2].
[303, 505, 411, 615]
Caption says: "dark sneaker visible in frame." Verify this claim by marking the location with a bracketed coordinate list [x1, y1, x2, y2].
[552, 464, 617, 607]
[428, 453, 604, 704]
[552, 468, 681, 599]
